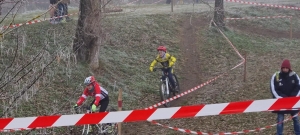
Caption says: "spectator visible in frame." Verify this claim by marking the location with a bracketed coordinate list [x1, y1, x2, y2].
[166, 0, 171, 4]
[61, 0, 72, 22]
[270, 59, 300, 135]
[49, 0, 58, 24]
[56, 1, 64, 23]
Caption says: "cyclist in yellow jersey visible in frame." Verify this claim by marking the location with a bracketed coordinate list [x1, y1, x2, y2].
[149, 46, 178, 91]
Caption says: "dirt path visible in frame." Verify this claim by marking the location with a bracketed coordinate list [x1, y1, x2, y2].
[121, 13, 300, 134]
[172, 15, 210, 107]
[121, 14, 210, 135]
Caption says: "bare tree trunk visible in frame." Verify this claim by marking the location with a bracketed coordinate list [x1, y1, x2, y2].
[213, 0, 225, 28]
[73, 0, 102, 69]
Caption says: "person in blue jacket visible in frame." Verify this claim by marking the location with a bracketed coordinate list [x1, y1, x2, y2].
[270, 59, 300, 135]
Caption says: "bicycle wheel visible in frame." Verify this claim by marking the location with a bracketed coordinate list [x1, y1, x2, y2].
[160, 81, 171, 107]
[109, 123, 118, 135]
[97, 123, 118, 135]
[82, 124, 90, 135]
[172, 74, 180, 97]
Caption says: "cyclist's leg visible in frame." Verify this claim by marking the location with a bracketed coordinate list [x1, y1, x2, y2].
[99, 96, 109, 112]
[166, 67, 176, 89]
[98, 97, 111, 132]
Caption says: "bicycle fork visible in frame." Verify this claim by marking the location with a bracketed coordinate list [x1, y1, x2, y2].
[162, 78, 170, 95]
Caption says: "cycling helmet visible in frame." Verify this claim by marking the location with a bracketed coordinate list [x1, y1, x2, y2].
[84, 76, 95, 86]
[157, 46, 167, 52]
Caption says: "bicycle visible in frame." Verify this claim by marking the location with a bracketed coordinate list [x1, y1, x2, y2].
[75, 106, 118, 135]
[153, 67, 180, 107]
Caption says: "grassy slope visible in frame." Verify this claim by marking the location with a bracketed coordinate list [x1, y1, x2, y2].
[177, 14, 300, 135]
[0, 2, 300, 135]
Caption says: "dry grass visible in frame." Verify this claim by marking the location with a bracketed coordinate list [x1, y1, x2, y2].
[0, 0, 300, 135]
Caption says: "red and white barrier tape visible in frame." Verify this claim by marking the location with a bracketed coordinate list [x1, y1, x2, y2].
[151, 112, 299, 135]
[0, 12, 79, 30]
[2, 108, 299, 133]
[152, 0, 164, 4]
[225, 0, 300, 10]
[126, 0, 139, 5]
[22, 0, 78, 4]
[1, 97, 300, 130]
[225, 15, 292, 20]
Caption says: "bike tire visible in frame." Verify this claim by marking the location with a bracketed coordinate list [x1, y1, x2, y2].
[160, 82, 171, 107]
[172, 74, 180, 97]
[100, 108, 119, 135]
[111, 123, 118, 135]
[82, 124, 90, 135]
[98, 123, 118, 135]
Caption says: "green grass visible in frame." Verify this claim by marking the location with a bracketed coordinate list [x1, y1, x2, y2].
[225, 6, 300, 31]
[1, 1, 300, 134]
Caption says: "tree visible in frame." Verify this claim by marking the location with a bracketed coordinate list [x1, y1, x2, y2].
[73, 0, 102, 70]
[213, 0, 225, 28]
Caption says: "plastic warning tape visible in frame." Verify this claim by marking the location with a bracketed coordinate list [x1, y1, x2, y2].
[225, 0, 300, 10]
[225, 15, 292, 20]
[152, 0, 164, 4]
[126, 0, 139, 5]
[0, 97, 300, 130]
[151, 112, 299, 135]
[25, 0, 78, 4]
[0, 12, 79, 30]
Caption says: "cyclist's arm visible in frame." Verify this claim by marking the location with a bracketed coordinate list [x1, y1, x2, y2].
[169, 55, 176, 67]
[93, 83, 101, 106]
[150, 59, 158, 69]
[76, 89, 88, 106]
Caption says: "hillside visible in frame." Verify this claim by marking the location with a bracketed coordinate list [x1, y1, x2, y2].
[0, 1, 300, 135]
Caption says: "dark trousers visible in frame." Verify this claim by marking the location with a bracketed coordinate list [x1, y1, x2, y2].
[62, 3, 68, 15]
[90, 96, 109, 112]
[162, 67, 176, 89]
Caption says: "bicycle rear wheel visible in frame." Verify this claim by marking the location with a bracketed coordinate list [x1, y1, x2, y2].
[98, 123, 118, 135]
[160, 81, 171, 107]
[172, 74, 180, 97]
[97, 108, 118, 135]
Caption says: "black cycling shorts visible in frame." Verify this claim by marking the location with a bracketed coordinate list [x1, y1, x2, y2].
[90, 96, 109, 112]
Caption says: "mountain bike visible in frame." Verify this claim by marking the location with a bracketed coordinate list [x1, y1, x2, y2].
[154, 67, 180, 107]
[75, 106, 118, 135]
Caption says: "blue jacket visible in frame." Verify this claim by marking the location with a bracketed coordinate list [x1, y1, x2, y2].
[270, 71, 300, 113]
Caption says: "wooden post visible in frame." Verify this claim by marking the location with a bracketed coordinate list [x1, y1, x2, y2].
[117, 89, 123, 135]
[290, 17, 293, 39]
[171, 0, 173, 12]
[243, 52, 247, 82]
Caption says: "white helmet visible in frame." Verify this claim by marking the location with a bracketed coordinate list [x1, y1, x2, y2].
[84, 76, 95, 86]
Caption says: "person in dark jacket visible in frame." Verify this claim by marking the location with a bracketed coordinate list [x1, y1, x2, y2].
[270, 59, 300, 135]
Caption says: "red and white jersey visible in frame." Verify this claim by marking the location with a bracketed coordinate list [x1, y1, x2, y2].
[76, 82, 108, 106]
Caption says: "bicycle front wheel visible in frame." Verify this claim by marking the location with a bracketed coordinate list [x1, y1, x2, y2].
[160, 81, 171, 107]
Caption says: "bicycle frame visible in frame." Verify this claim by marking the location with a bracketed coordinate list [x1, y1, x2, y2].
[160, 70, 170, 95]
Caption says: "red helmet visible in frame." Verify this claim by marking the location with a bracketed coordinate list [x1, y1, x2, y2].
[157, 46, 167, 52]
[84, 76, 95, 86]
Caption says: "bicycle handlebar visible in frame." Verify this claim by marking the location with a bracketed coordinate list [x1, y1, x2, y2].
[74, 106, 91, 114]
[153, 67, 168, 71]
